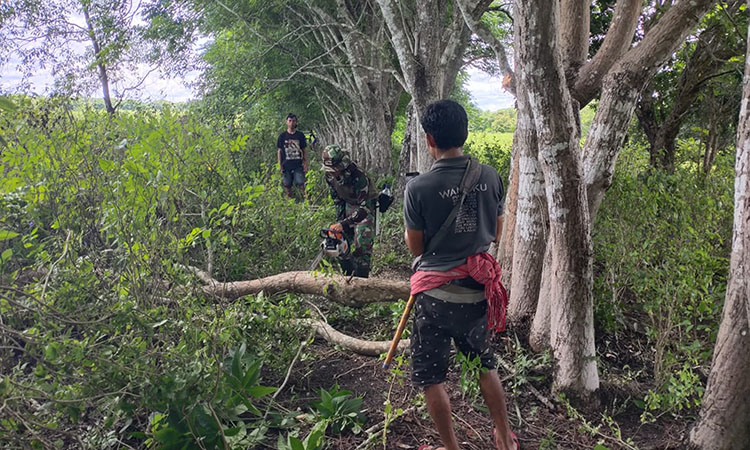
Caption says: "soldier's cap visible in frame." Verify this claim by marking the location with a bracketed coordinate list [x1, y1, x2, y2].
[322, 145, 351, 172]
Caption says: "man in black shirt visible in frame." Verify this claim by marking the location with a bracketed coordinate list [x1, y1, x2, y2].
[404, 100, 518, 450]
[277, 113, 308, 199]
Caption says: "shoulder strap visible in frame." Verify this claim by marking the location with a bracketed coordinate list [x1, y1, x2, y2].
[423, 156, 482, 256]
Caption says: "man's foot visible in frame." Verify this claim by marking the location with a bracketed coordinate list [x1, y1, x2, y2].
[493, 428, 520, 450]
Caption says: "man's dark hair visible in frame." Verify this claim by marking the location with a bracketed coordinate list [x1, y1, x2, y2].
[286, 113, 297, 119]
[420, 100, 468, 150]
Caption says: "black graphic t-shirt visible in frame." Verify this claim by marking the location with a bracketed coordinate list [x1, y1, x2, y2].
[403, 155, 504, 271]
[277, 131, 307, 170]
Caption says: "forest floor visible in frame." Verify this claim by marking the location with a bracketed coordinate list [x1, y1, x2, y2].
[267, 266, 696, 450]
[274, 334, 692, 450]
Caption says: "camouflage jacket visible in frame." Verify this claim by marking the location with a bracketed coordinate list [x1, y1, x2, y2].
[325, 165, 377, 226]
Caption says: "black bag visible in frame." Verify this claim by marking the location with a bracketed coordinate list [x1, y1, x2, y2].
[377, 187, 394, 213]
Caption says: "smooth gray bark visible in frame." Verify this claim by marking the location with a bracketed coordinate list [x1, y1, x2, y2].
[688, 11, 750, 446]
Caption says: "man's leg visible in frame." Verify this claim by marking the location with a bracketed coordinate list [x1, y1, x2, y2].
[424, 383, 460, 450]
[352, 220, 373, 277]
[294, 169, 306, 200]
[281, 170, 293, 198]
[338, 256, 355, 275]
[411, 295, 456, 450]
[479, 370, 516, 450]
[451, 301, 516, 450]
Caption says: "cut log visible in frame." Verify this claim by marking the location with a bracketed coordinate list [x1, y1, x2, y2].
[187, 267, 411, 307]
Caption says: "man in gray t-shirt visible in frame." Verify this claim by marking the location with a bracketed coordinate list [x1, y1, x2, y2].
[403, 99, 518, 450]
[404, 157, 504, 271]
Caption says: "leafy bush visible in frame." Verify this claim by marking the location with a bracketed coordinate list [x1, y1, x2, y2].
[464, 131, 513, 182]
[0, 97, 327, 448]
[593, 139, 734, 415]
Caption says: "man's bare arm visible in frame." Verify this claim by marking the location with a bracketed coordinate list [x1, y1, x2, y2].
[404, 228, 424, 256]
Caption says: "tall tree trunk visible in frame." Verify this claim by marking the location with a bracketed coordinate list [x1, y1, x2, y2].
[82, 2, 115, 115]
[703, 93, 720, 175]
[508, 85, 547, 324]
[530, 244, 552, 352]
[689, 14, 750, 446]
[396, 101, 416, 197]
[560, 0, 589, 79]
[375, 0, 490, 173]
[497, 135, 520, 287]
[516, 0, 599, 399]
[505, 0, 717, 405]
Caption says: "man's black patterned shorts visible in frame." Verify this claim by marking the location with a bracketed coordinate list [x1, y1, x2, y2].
[410, 292, 495, 387]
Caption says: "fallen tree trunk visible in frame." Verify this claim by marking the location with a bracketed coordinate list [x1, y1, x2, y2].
[299, 319, 411, 357]
[188, 267, 411, 307]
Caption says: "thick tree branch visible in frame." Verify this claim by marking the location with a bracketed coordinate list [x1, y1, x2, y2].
[299, 319, 410, 356]
[560, 0, 590, 76]
[572, 0, 642, 106]
[456, 0, 515, 95]
[583, 0, 719, 218]
[190, 269, 410, 307]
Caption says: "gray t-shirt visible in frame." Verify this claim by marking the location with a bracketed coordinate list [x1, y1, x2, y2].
[404, 155, 505, 271]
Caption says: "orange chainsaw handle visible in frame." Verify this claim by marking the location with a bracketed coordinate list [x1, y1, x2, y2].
[321, 227, 344, 240]
[383, 294, 415, 369]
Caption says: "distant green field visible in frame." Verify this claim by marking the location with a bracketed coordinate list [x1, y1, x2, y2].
[463, 131, 513, 181]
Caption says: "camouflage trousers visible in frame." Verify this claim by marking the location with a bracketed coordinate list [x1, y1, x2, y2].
[339, 206, 374, 278]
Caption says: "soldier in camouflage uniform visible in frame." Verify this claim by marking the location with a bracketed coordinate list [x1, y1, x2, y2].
[322, 145, 377, 278]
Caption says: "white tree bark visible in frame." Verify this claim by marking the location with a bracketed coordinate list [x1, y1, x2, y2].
[508, 85, 547, 323]
[511, 0, 720, 387]
[293, 1, 402, 173]
[375, 0, 490, 173]
[515, 0, 599, 398]
[497, 134, 520, 286]
[689, 14, 750, 447]
[559, 0, 590, 76]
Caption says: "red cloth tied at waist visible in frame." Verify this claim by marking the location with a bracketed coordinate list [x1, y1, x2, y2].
[410, 252, 508, 332]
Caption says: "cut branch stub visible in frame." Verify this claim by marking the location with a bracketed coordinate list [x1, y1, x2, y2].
[198, 270, 411, 307]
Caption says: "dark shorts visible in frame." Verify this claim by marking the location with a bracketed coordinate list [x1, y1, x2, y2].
[282, 167, 305, 187]
[410, 292, 495, 387]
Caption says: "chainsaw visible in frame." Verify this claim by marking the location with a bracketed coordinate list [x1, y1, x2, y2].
[309, 227, 349, 270]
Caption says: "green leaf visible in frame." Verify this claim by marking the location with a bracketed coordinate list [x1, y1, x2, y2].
[0, 249, 12, 263]
[223, 426, 241, 437]
[246, 385, 277, 398]
[289, 436, 305, 450]
[98, 158, 115, 171]
[0, 97, 17, 112]
[0, 230, 19, 241]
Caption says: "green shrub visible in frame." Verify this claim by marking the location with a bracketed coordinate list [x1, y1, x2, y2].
[0, 97, 329, 448]
[593, 139, 733, 415]
[463, 131, 513, 182]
